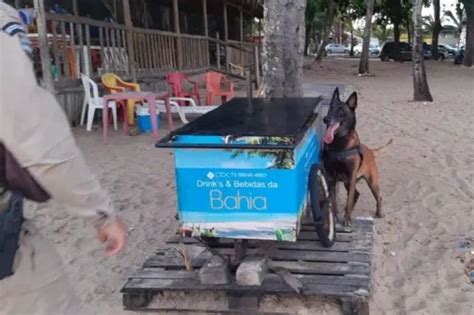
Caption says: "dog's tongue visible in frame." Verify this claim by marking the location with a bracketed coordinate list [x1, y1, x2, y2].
[324, 122, 340, 144]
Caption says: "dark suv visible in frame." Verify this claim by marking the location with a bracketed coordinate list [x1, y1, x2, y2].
[380, 41, 432, 61]
[380, 42, 412, 61]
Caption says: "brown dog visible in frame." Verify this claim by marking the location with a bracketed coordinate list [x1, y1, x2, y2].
[322, 88, 391, 226]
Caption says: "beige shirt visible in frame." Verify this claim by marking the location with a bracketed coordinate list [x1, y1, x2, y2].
[0, 3, 115, 223]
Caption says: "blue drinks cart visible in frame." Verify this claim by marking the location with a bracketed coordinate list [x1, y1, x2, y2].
[157, 97, 336, 247]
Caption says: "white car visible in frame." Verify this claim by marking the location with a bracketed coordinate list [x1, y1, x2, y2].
[325, 43, 348, 54]
[354, 44, 380, 56]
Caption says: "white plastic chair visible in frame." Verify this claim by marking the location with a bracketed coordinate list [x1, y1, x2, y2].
[155, 97, 218, 124]
[80, 74, 118, 132]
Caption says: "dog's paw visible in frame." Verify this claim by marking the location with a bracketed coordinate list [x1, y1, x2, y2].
[375, 211, 384, 219]
[343, 219, 352, 232]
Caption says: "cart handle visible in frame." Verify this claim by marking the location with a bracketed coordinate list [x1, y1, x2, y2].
[155, 141, 297, 150]
[156, 111, 320, 150]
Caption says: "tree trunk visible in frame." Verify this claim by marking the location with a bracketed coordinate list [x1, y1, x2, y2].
[260, 0, 306, 97]
[304, 23, 311, 56]
[406, 19, 412, 44]
[33, 0, 54, 92]
[431, 0, 441, 60]
[314, 0, 335, 61]
[340, 21, 344, 44]
[462, 1, 474, 67]
[358, 0, 375, 74]
[350, 27, 354, 56]
[394, 23, 401, 43]
[412, 0, 433, 102]
[393, 21, 401, 61]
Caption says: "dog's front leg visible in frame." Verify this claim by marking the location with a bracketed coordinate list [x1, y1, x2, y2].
[327, 178, 339, 222]
[344, 176, 357, 227]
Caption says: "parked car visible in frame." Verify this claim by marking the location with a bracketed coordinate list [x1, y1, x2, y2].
[380, 41, 431, 61]
[434, 46, 449, 60]
[353, 43, 380, 56]
[454, 45, 465, 64]
[422, 43, 432, 59]
[438, 44, 457, 56]
[325, 43, 348, 54]
[380, 41, 412, 61]
[429, 45, 455, 60]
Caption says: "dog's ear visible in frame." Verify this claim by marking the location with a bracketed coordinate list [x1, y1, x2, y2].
[330, 87, 340, 105]
[346, 92, 357, 110]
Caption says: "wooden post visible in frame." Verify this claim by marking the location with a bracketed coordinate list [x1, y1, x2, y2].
[202, 0, 208, 37]
[257, 18, 262, 75]
[254, 45, 260, 88]
[239, 7, 244, 66]
[223, 0, 229, 71]
[202, 0, 210, 67]
[85, 24, 92, 77]
[216, 32, 221, 70]
[60, 22, 70, 77]
[143, 0, 149, 28]
[70, 0, 80, 78]
[33, 0, 54, 92]
[223, 1, 228, 41]
[173, 0, 183, 69]
[245, 70, 252, 102]
[51, 20, 60, 80]
[72, 0, 79, 16]
[122, 0, 137, 80]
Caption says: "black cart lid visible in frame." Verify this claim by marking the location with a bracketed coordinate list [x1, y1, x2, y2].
[172, 97, 322, 138]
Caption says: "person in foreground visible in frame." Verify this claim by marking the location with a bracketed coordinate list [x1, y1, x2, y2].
[0, 3, 127, 314]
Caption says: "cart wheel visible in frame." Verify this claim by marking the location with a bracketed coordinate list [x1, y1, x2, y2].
[309, 166, 336, 247]
[200, 236, 219, 246]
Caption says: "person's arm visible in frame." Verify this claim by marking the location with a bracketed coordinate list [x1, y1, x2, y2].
[0, 30, 126, 255]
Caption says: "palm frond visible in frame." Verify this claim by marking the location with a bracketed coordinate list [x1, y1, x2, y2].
[443, 10, 460, 26]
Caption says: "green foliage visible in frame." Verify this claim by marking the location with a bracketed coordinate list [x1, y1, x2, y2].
[305, 0, 332, 33]
[304, 0, 438, 48]
[373, 23, 394, 42]
[443, 2, 466, 36]
[229, 137, 295, 169]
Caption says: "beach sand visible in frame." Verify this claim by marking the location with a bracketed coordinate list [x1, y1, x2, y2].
[28, 58, 473, 314]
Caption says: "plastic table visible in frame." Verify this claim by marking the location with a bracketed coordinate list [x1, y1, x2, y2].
[102, 91, 173, 143]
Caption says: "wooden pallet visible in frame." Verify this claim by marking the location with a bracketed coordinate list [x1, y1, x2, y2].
[122, 217, 374, 314]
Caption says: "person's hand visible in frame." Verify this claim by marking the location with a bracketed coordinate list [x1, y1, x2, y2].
[97, 216, 127, 256]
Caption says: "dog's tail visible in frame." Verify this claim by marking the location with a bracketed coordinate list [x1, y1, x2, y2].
[373, 139, 393, 157]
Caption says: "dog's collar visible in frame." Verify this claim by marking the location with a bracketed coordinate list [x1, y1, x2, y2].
[323, 145, 362, 161]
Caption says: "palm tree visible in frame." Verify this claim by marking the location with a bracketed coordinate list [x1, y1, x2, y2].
[443, 7, 466, 49]
[313, 0, 336, 62]
[359, 0, 375, 74]
[412, 0, 433, 101]
[309, 11, 330, 55]
[342, 9, 359, 56]
[460, 0, 474, 67]
[259, 0, 306, 97]
[431, 0, 442, 60]
[305, 0, 318, 55]
[422, 16, 443, 53]
[373, 22, 394, 43]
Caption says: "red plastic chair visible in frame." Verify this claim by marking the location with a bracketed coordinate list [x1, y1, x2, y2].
[166, 72, 201, 106]
[203, 71, 234, 105]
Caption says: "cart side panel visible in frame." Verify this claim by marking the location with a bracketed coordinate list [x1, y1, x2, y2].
[172, 130, 320, 241]
[293, 126, 320, 234]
